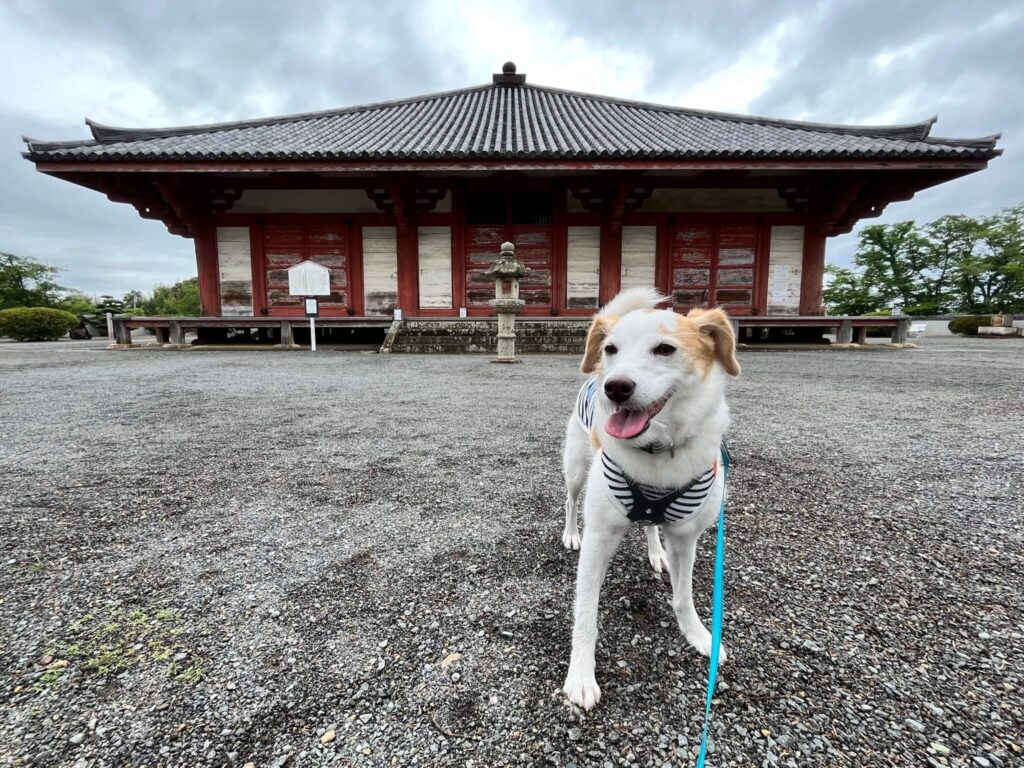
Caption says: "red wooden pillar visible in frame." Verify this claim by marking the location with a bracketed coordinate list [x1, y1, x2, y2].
[799, 228, 826, 315]
[396, 223, 419, 315]
[599, 224, 622, 306]
[451, 186, 466, 313]
[195, 218, 220, 316]
[248, 220, 267, 316]
[551, 183, 567, 314]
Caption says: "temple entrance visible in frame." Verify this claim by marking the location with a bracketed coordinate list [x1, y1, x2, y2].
[464, 190, 553, 314]
[669, 217, 758, 315]
[262, 223, 350, 316]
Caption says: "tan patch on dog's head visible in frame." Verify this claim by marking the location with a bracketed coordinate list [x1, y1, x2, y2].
[667, 308, 741, 378]
[580, 315, 618, 374]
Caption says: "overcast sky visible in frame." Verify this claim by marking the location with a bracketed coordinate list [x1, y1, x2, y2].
[2, 0, 1021, 297]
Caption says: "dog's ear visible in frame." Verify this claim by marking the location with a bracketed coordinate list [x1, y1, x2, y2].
[691, 308, 740, 377]
[581, 315, 613, 374]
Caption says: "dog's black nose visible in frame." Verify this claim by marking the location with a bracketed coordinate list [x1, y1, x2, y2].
[604, 377, 635, 404]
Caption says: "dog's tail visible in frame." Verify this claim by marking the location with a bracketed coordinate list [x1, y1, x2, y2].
[600, 287, 669, 318]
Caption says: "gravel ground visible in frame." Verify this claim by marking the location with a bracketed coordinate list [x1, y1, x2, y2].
[1, 337, 1021, 768]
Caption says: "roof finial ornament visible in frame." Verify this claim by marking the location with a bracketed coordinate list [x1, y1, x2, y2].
[493, 62, 526, 86]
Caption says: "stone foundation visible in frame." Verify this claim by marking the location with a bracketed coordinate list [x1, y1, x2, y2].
[385, 319, 591, 354]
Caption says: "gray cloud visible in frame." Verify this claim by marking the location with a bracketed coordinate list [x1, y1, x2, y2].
[2, 0, 1021, 296]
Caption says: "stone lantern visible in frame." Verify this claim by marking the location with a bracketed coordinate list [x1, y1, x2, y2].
[484, 241, 531, 363]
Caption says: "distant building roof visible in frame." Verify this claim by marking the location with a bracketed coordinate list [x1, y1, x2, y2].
[23, 63, 1000, 164]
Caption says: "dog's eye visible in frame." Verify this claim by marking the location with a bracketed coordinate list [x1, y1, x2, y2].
[653, 343, 676, 356]
[604, 343, 618, 356]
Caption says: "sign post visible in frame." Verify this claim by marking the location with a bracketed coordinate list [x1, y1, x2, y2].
[286, 261, 331, 351]
[305, 297, 319, 352]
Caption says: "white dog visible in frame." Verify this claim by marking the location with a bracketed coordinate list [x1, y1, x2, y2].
[561, 287, 740, 710]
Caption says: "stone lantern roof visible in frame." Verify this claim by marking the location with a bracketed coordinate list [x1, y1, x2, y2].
[484, 242, 531, 280]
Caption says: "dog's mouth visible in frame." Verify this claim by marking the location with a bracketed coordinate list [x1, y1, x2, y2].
[605, 389, 675, 440]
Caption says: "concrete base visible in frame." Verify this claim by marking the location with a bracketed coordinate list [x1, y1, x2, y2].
[979, 326, 1020, 336]
[491, 358, 523, 364]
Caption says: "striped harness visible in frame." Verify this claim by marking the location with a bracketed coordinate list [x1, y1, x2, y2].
[601, 450, 719, 526]
[574, 376, 725, 526]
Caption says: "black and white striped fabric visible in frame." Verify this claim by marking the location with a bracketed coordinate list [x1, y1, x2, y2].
[601, 450, 718, 526]
[575, 376, 599, 431]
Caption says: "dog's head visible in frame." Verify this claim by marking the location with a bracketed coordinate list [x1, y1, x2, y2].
[581, 305, 739, 441]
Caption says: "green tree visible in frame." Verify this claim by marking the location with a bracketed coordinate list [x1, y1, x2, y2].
[855, 222, 939, 313]
[123, 290, 145, 309]
[823, 265, 882, 315]
[953, 205, 1024, 313]
[141, 278, 201, 316]
[0, 253, 65, 309]
[56, 290, 96, 315]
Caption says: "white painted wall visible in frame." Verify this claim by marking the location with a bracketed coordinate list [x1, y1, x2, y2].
[566, 226, 600, 309]
[766, 225, 804, 315]
[216, 226, 253, 316]
[621, 226, 657, 290]
[417, 226, 452, 309]
[362, 226, 398, 314]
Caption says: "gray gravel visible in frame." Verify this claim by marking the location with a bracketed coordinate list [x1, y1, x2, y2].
[1, 337, 1022, 767]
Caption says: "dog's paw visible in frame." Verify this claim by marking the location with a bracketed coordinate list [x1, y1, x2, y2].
[563, 673, 601, 710]
[685, 627, 728, 663]
[647, 549, 670, 575]
[562, 528, 581, 551]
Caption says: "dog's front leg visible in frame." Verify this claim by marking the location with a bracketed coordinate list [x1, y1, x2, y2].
[563, 514, 628, 710]
[645, 525, 669, 574]
[664, 530, 728, 662]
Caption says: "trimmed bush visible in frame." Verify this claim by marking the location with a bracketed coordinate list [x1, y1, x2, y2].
[947, 315, 992, 336]
[0, 307, 79, 341]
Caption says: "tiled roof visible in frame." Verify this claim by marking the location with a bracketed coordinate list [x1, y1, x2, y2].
[23, 66, 1001, 163]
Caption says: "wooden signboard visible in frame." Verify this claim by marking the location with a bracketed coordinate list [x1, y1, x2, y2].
[287, 260, 331, 297]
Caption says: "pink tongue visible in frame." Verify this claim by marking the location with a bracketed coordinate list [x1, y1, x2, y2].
[605, 409, 651, 440]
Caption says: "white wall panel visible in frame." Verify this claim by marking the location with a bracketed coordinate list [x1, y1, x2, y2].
[566, 226, 600, 309]
[766, 225, 804, 315]
[217, 226, 253, 316]
[362, 226, 398, 314]
[417, 226, 452, 309]
[621, 226, 657, 290]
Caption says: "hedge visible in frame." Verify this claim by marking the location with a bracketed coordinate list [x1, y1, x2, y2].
[0, 307, 79, 341]
[946, 315, 995, 335]
[947, 316, 992, 336]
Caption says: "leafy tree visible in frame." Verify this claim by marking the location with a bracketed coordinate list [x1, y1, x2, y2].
[953, 205, 1024, 313]
[0, 253, 65, 309]
[141, 278, 201, 316]
[827, 204, 1024, 315]
[123, 290, 145, 309]
[56, 290, 97, 315]
[823, 265, 881, 315]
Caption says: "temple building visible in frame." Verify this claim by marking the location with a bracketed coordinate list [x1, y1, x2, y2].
[23, 63, 1001, 325]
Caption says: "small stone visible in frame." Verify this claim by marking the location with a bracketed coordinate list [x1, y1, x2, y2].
[973, 758, 991, 768]
[172, 652, 188, 662]
[929, 742, 950, 755]
[451, 672, 461, 682]
[568, 728, 582, 741]
[906, 718, 926, 733]
[320, 730, 336, 744]
[359, 713, 372, 723]
[69, 732, 85, 745]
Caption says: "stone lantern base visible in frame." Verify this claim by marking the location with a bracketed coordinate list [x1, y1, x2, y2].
[490, 297, 526, 363]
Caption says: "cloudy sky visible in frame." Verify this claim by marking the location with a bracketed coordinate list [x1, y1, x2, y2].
[2, 0, 1022, 297]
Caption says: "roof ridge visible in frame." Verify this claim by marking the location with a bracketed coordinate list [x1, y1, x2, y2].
[51, 79, 951, 148]
[84, 83, 496, 144]
[522, 83, 938, 140]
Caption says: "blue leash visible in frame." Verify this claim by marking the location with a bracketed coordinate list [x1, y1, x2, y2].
[695, 444, 729, 768]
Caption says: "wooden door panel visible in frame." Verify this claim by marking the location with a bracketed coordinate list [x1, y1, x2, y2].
[670, 220, 756, 314]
